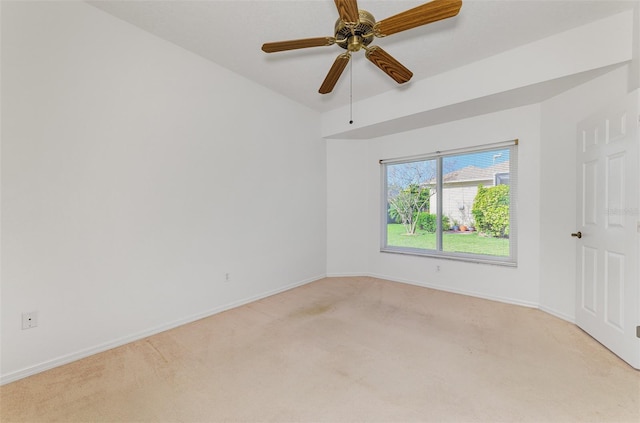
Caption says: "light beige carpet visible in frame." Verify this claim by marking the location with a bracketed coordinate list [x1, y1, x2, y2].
[2, 276, 639, 422]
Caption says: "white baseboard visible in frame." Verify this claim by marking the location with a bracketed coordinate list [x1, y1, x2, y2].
[368, 272, 540, 309]
[538, 305, 575, 324]
[0, 274, 326, 386]
[1, 273, 576, 385]
[341, 272, 578, 323]
[325, 271, 370, 278]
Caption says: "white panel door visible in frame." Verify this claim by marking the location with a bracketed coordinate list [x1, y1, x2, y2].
[575, 91, 639, 369]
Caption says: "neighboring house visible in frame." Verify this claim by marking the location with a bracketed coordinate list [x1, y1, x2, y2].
[428, 161, 509, 228]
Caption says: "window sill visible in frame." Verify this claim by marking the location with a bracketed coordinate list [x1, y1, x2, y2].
[380, 247, 517, 267]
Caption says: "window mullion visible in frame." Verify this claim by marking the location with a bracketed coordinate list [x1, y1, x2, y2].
[436, 156, 443, 251]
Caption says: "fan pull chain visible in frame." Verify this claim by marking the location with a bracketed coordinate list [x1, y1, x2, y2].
[349, 56, 353, 124]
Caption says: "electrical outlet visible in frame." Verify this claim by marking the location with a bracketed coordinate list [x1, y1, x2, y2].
[225, 273, 231, 282]
[436, 265, 441, 272]
[22, 311, 38, 330]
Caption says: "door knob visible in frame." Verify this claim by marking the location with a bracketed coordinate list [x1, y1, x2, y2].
[571, 231, 582, 239]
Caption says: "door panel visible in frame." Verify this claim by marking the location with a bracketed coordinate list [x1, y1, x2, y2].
[581, 246, 597, 314]
[606, 153, 625, 228]
[604, 250, 624, 331]
[575, 91, 639, 369]
[582, 160, 598, 225]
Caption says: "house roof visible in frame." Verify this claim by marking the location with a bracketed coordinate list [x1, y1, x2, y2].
[443, 161, 509, 184]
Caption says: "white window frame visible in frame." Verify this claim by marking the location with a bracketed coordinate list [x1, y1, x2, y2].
[380, 140, 518, 267]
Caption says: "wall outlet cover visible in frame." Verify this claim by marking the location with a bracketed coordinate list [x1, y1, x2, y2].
[22, 311, 38, 330]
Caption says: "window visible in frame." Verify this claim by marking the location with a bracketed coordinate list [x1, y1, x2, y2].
[381, 140, 517, 266]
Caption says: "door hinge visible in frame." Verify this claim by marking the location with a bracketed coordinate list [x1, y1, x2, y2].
[637, 326, 640, 338]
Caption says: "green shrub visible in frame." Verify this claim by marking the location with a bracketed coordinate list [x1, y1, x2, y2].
[442, 215, 451, 231]
[416, 212, 435, 232]
[416, 213, 450, 233]
[472, 185, 510, 238]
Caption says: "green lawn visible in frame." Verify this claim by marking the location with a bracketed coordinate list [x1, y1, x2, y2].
[386, 224, 509, 256]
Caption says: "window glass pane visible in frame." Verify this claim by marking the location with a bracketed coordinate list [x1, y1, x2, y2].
[386, 159, 437, 250]
[381, 141, 516, 265]
[441, 149, 510, 257]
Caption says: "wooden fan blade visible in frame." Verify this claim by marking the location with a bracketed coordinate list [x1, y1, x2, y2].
[376, 0, 462, 37]
[365, 46, 413, 84]
[334, 0, 359, 25]
[262, 37, 335, 53]
[319, 53, 351, 94]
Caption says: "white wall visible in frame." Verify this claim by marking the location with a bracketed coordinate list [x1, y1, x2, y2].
[325, 6, 639, 319]
[326, 140, 370, 275]
[1, 1, 326, 383]
[538, 65, 631, 321]
[322, 9, 635, 139]
[328, 105, 542, 307]
[326, 68, 640, 365]
[326, 64, 635, 320]
[3, 0, 638, 385]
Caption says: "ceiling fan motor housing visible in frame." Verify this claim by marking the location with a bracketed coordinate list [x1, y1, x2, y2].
[334, 10, 376, 51]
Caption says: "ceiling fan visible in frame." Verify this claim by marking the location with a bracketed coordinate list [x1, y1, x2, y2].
[261, 0, 462, 94]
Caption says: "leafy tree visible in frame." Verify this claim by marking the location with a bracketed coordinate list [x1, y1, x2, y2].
[472, 184, 510, 238]
[388, 184, 430, 235]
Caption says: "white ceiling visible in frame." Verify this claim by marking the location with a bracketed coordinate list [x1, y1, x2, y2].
[87, 0, 636, 113]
